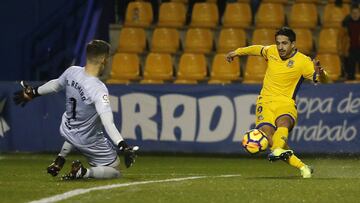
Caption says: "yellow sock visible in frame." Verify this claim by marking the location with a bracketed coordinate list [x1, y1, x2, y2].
[286, 154, 305, 169]
[270, 127, 288, 150]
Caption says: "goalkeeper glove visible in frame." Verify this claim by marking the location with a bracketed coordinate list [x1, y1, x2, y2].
[118, 141, 139, 168]
[13, 81, 40, 107]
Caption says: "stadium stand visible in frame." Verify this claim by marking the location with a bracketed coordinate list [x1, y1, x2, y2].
[107, 53, 141, 84]
[184, 28, 214, 54]
[316, 54, 342, 81]
[255, 3, 285, 28]
[322, 3, 350, 28]
[222, 2, 252, 28]
[190, 2, 219, 28]
[175, 53, 207, 84]
[288, 3, 318, 29]
[318, 28, 341, 54]
[217, 28, 246, 53]
[208, 53, 241, 84]
[293, 28, 313, 55]
[118, 27, 147, 53]
[141, 53, 174, 84]
[243, 56, 267, 84]
[124, 1, 153, 28]
[151, 28, 180, 53]
[158, 2, 186, 28]
[252, 28, 276, 45]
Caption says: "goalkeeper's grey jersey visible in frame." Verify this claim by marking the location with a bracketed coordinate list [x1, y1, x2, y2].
[57, 66, 112, 147]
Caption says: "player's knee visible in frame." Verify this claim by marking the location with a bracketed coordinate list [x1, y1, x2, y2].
[275, 116, 294, 129]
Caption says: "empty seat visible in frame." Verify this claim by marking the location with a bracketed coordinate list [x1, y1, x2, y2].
[118, 28, 146, 53]
[124, 1, 153, 28]
[295, 0, 321, 3]
[293, 28, 313, 55]
[243, 56, 267, 83]
[151, 28, 180, 53]
[217, 28, 246, 53]
[323, 3, 350, 28]
[184, 28, 214, 53]
[318, 28, 341, 54]
[262, 0, 288, 3]
[316, 54, 341, 81]
[208, 53, 241, 84]
[171, 0, 189, 3]
[141, 53, 174, 84]
[175, 53, 207, 84]
[190, 2, 219, 28]
[289, 3, 318, 29]
[252, 28, 276, 45]
[222, 3, 252, 28]
[158, 2, 186, 28]
[255, 3, 285, 28]
[107, 53, 140, 84]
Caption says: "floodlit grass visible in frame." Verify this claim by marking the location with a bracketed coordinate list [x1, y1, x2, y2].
[0, 153, 360, 203]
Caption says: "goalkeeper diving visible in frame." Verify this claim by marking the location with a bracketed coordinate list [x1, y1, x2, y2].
[13, 40, 139, 180]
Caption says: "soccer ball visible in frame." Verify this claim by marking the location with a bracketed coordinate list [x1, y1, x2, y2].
[242, 129, 269, 154]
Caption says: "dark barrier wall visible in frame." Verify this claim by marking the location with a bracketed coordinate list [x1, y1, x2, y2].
[0, 83, 359, 154]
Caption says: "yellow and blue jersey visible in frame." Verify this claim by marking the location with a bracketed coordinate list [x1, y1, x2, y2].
[235, 45, 317, 102]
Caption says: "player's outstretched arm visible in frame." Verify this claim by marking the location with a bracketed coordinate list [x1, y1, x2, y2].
[226, 45, 265, 63]
[313, 59, 329, 83]
[13, 81, 40, 107]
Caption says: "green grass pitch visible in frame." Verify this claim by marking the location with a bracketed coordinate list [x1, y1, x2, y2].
[0, 153, 360, 203]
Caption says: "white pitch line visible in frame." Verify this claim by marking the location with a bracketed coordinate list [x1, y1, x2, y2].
[29, 174, 242, 203]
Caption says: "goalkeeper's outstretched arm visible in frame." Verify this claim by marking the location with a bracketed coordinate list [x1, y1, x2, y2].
[13, 79, 64, 107]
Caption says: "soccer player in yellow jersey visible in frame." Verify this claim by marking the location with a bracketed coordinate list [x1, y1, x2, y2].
[226, 27, 329, 178]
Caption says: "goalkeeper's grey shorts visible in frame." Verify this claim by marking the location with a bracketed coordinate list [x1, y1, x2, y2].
[72, 137, 119, 168]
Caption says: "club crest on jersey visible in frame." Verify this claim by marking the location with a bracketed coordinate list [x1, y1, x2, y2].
[102, 94, 110, 104]
[287, 60, 294, 68]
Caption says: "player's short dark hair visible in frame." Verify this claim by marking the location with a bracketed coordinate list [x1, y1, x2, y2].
[275, 27, 296, 42]
[86, 40, 111, 60]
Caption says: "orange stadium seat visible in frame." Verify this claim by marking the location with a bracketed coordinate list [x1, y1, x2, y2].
[252, 28, 276, 45]
[295, 0, 321, 3]
[208, 54, 241, 84]
[243, 56, 267, 83]
[318, 28, 341, 54]
[118, 27, 147, 53]
[107, 53, 140, 84]
[190, 2, 219, 28]
[217, 28, 246, 53]
[262, 0, 288, 3]
[323, 3, 350, 28]
[141, 53, 174, 84]
[158, 2, 186, 28]
[171, 0, 189, 3]
[184, 28, 214, 54]
[328, 0, 351, 3]
[175, 53, 207, 84]
[151, 28, 180, 53]
[124, 1, 153, 28]
[255, 3, 285, 28]
[316, 54, 341, 81]
[289, 3, 318, 29]
[222, 3, 252, 28]
[293, 28, 313, 55]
